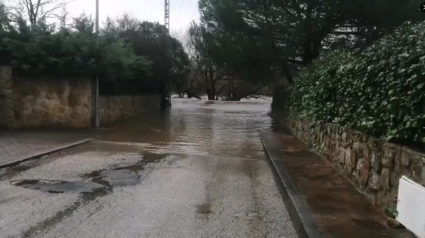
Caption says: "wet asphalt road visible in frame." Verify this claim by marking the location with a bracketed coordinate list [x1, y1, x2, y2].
[0, 97, 297, 238]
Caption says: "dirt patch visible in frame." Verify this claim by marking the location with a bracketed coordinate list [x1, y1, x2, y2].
[196, 204, 212, 214]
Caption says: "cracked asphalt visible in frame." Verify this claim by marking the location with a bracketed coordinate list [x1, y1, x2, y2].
[0, 97, 298, 238]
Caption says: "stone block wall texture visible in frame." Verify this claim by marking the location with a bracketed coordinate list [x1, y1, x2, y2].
[0, 66, 92, 128]
[284, 116, 425, 211]
[99, 94, 161, 125]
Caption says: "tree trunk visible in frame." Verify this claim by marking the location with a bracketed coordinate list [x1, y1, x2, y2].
[206, 87, 216, 100]
[207, 93, 215, 100]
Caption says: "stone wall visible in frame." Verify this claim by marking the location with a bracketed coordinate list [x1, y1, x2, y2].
[0, 66, 92, 128]
[99, 95, 161, 125]
[283, 116, 425, 211]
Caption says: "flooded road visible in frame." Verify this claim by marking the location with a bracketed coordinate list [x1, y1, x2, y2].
[0, 98, 297, 238]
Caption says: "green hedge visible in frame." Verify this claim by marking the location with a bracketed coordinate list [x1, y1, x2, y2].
[0, 12, 152, 81]
[0, 28, 151, 81]
[283, 21, 425, 145]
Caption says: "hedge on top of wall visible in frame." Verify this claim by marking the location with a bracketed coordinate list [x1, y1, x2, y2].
[282, 21, 425, 146]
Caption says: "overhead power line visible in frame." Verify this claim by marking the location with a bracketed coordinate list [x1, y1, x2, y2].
[177, 0, 186, 23]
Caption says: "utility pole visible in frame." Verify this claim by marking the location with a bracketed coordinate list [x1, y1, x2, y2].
[163, 0, 171, 109]
[94, 0, 100, 127]
[165, 0, 170, 31]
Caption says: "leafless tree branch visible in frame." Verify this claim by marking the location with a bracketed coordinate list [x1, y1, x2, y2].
[8, 0, 72, 26]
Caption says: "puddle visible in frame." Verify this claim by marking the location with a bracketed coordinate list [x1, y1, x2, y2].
[10, 179, 105, 194]
[9, 153, 167, 193]
[83, 153, 167, 187]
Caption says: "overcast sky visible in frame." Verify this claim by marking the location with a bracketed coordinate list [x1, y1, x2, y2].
[66, 0, 200, 33]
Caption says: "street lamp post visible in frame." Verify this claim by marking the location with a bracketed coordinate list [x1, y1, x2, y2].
[94, 0, 100, 127]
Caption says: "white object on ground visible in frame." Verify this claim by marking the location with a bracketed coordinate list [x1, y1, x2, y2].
[397, 176, 425, 238]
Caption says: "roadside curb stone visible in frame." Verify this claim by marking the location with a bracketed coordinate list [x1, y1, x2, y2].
[0, 138, 93, 168]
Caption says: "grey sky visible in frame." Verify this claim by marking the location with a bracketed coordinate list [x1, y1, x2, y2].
[66, 0, 200, 32]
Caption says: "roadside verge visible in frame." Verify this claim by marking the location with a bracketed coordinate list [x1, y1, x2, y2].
[260, 132, 322, 238]
[260, 132, 414, 238]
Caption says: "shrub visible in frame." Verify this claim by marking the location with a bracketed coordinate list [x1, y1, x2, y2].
[283, 21, 425, 145]
[0, 26, 152, 81]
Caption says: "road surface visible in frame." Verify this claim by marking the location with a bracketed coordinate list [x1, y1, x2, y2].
[0, 97, 297, 238]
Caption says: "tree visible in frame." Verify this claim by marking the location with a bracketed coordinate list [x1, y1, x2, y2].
[8, 0, 71, 26]
[188, 22, 230, 100]
[198, 0, 422, 84]
[103, 14, 189, 94]
[54, 6, 69, 28]
[169, 36, 191, 96]
[0, 4, 152, 81]
[172, 27, 206, 98]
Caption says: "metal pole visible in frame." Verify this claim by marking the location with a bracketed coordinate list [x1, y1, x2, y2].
[95, 0, 100, 127]
[96, 0, 99, 32]
[164, 0, 171, 109]
[165, 0, 170, 30]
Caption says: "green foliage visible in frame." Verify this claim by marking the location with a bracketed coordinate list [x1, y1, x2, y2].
[198, 0, 422, 81]
[0, 10, 152, 81]
[202, 28, 275, 84]
[385, 208, 399, 219]
[103, 15, 189, 85]
[283, 22, 425, 145]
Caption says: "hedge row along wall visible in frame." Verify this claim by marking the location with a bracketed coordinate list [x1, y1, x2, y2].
[280, 22, 425, 147]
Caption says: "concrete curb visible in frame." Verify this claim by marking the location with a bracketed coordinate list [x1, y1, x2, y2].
[260, 135, 323, 238]
[0, 138, 93, 169]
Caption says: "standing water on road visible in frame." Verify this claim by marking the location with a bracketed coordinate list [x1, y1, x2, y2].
[96, 97, 276, 158]
[0, 97, 298, 238]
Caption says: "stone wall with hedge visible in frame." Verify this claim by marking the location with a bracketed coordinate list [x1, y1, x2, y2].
[99, 94, 161, 125]
[283, 116, 425, 211]
[0, 66, 92, 128]
[272, 22, 425, 212]
[0, 66, 162, 129]
[277, 22, 425, 147]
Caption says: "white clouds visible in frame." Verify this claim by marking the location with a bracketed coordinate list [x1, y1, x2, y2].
[66, 0, 200, 32]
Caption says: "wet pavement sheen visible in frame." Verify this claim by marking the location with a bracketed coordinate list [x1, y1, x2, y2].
[0, 97, 298, 238]
[95, 98, 276, 158]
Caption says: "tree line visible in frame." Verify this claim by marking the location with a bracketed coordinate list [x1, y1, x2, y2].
[174, 0, 422, 101]
[0, 0, 189, 96]
[178, 0, 423, 145]
[0, 0, 421, 101]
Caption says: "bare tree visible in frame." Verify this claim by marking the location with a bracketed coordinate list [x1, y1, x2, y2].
[8, 0, 71, 26]
[171, 28, 205, 98]
[54, 5, 69, 27]
[186, 24, 231, 100]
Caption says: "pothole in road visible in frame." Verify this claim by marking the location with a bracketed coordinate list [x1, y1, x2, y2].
[10, 179, 105, 194]
[83, 152, 167, 187]
[89, 169, 140, 187]
[9, 153, 167, 236]
[9, 153, 167, 193]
